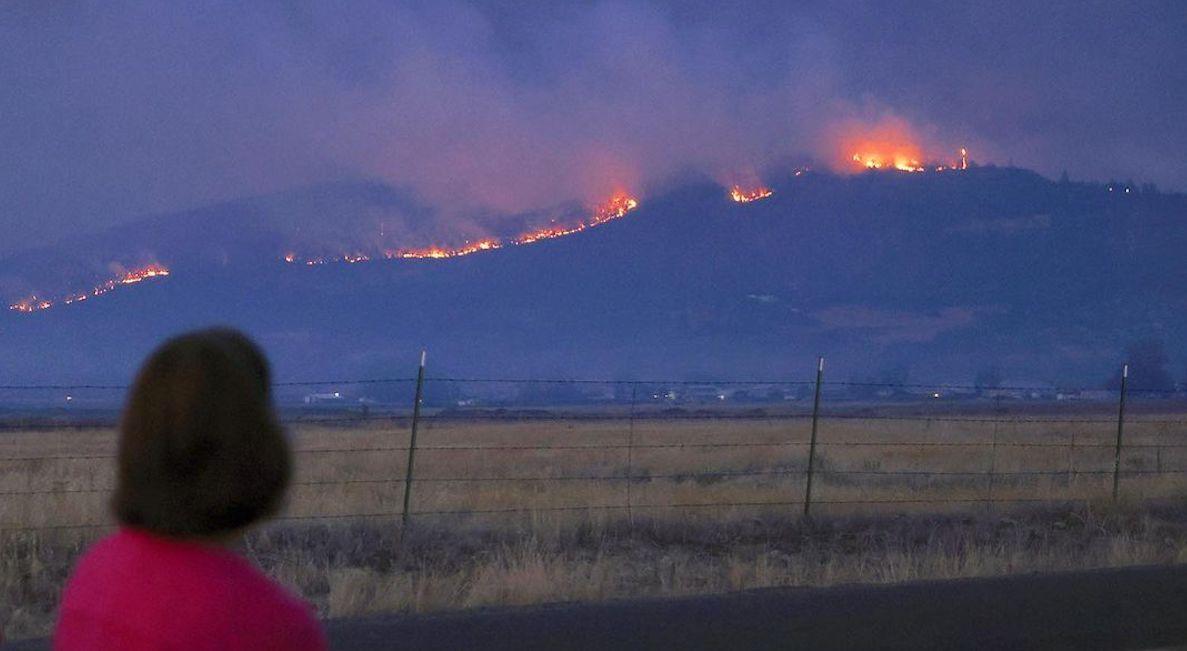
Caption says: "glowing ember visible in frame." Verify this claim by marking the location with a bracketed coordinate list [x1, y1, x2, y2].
[729, 185, 774, 203]
[8, 263, 171, 314]
[9, 297, 53, 313]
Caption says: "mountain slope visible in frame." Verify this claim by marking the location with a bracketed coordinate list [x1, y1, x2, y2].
[1, 168, 1184, 386]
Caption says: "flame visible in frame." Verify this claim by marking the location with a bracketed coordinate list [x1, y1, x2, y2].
[8, 263, 171, 314]
[8, 297, 53, 313]
[280, 192, 640, 265]
[848, 141, 971, 175]
[389, 238, 503, 260]
[729, 185, 773, 203]
[513, 222, 587, 245]
[838, 116, 930, 173]
[587, 193, 639, 226]
[850, 151, 925, 173]
[838, 116, 971, 174]
[514, 192, 638, 245]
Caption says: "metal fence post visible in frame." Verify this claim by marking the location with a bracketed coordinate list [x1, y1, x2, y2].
[401, 350, 427, 528]
[626, 384, 637, 526]
[986, 421, 999, 511]
[1067, 430, 1076, 488]
[1112, 363, 1129, 501]
[803, 357, 824, 518]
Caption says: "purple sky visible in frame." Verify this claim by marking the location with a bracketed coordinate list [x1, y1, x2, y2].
[1, 0, 1184, 253]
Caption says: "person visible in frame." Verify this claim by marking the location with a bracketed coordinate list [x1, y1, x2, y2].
[54, 328, 326, 650]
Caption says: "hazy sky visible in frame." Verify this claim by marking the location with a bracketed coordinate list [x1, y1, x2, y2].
[1, 0, 1184, 252]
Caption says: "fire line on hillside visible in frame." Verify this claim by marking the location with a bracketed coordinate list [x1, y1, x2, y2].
[8, 263, 171, 314]
[729, 185, 774, 203]
[850, 147, 969, 173]
[284, 192, 640, 267]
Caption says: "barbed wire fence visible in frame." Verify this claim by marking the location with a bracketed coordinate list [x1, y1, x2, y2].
[1, 357, 1185, 535]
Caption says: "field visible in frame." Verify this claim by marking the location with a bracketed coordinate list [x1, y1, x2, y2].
[3, 405, 1187, 639]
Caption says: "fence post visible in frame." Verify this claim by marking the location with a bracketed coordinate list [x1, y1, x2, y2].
[401, 350, 427, 529]
[803, 357, 824, 518]
[986, 420, 999, 511]
[626, 384, 637, 526]
[1112, 363, 1129, 501]
[1067, 430, 1076, 487]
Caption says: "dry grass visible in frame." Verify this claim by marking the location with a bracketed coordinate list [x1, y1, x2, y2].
[2, 411, 1186, 639]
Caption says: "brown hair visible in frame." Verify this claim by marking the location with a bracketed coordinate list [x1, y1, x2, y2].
[112, 328, 290, 537]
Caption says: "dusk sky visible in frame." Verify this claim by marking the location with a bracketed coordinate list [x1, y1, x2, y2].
[2, 0, 1184, 253]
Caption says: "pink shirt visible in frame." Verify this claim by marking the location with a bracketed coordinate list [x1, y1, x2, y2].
[55, 528, 326, 651]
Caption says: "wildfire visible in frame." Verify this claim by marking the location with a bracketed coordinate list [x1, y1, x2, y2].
[9, 297, 53, 313]
[280, 192, 640, 266]
[515, 192, 638, 245]
[8, 263, 171, 314]
[838, 116, 972, 174]
[729, 185, 774, 203]
[513, 223, 587, 245]
[851, 151, 925, 173]
[851, 147, 970, 174]
[389, 239, 503, 260]
[587, 193, 639, 227]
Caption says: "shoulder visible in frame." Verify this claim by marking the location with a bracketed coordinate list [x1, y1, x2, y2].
[59, 529, 325, 650]
[209, 552, 327, 650]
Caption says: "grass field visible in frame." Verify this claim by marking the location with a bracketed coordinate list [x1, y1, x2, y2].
[3, 407, 1186, 639]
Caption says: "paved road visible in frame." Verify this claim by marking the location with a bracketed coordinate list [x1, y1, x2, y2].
[9, 564, 1187, 650]
[324, 564, 1187, 650]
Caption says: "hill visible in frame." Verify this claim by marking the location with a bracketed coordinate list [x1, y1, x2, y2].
[1, 167, 1184, 387]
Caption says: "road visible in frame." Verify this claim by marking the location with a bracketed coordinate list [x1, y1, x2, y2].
[9, 564, 1187, 650]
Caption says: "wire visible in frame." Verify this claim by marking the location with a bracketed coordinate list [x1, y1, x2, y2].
[6, 466, 1182, 499]
[5, 374, 1179, 395]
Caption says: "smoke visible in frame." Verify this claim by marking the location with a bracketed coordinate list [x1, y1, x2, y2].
[0, 0, 1183, 252]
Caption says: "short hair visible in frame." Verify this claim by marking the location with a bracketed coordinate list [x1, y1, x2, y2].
[112, 328, 290, 537]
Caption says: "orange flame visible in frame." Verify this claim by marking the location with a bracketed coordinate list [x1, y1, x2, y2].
[515, 192, 638, 245]
[389, 239, 503, 260]
[280, 192, 641, 265]
[729, 185, 774, 203]
[850, 150, 925, 173]
[839, 117, 972, 174]
[839, 116, 929, 173]
[513, 222, 587, 245]
[8, 263, 171, 313]
[8, 297, 53, 313]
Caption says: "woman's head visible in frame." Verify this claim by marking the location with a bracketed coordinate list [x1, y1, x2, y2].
[112, 328, 290, 538]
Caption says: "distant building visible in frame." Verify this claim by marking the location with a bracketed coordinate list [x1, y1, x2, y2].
[1067, 389, 1115, 402]
[984, 381, 1057, 401]
[682, 384, 727, 402]
[303, 391, 344, 405]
